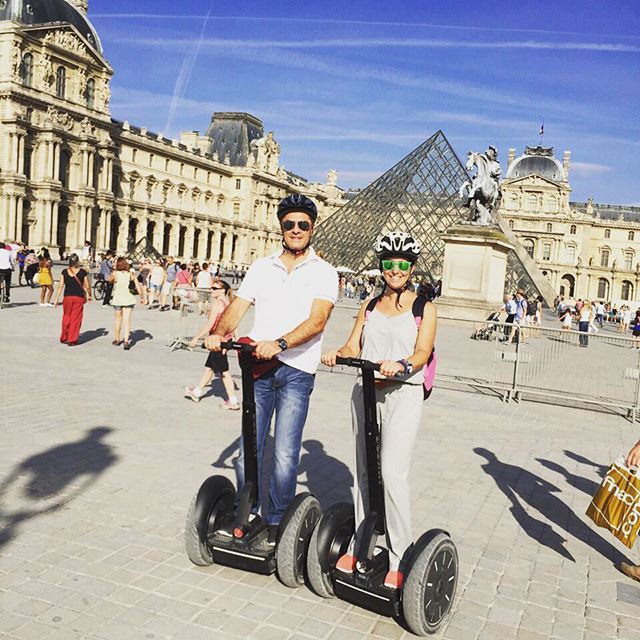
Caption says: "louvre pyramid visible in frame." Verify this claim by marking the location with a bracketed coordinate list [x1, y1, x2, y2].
[314, 130, 551, 302]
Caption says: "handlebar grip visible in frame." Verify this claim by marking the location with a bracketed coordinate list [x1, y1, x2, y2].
[221, 340, 256, 353]
[335, 356, 380, 371]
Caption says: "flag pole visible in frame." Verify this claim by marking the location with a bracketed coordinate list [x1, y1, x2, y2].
[539, 122, 544, 146]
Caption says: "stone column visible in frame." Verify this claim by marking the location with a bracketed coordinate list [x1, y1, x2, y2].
[14, 196, 24, 242]
[152, 219, 163, 251]
[170, 221, 180, 257]
[185, 223, 196, 259]
[117, 212, 130, 254]
[50, 200, 59, 247]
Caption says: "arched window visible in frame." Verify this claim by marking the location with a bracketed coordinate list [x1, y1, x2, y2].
[570, 225, 576, 235]
[508, 219, 514, 229]
[622, 281, 634, 301]
[59, 148, 71, 189]
[629, 231, 635, 241]
[597, 278, 609, 299]
[523, 238, 535, 258]
[20, 53, 33, 87]
[526, 194, 537, 213]
[546, 223, 552, 233]
[604, 228, 611, 239]
[55, 66, 66, 98]
[85, 78, 95, 108]
[600, 248, 610, 267]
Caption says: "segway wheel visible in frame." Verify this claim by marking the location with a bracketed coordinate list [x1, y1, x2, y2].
[276, 493, 322, 588]
[402, 531, 458, 636]
[306, 502, 354, 598]
[184, 475, 236, 566]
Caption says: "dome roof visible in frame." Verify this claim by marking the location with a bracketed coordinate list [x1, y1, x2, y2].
[506, 149, 565, 182]
[0, 0, 102, 53]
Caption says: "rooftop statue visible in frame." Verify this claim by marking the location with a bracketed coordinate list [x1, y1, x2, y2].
[458, 146, 502, 226]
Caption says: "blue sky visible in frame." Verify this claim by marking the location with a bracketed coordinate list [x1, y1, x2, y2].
[89, 0, 639, 204]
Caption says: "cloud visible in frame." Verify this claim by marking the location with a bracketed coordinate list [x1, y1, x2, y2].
[570, 162, 613, 177]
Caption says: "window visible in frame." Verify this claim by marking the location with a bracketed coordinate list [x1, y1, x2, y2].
[24, 146, 32, 179]
[570, 225, 576, 235]
[542, 243, 551, 261]
[526, 194, 537, 213]
[236, 179, 242, 190]
[165, 159, 170, 172]
[600, 249, 610, 267]
[20, 53, 33, 87]
[55, 66, 66, 98]
[523, 239, 535, 258]
[625, 252, 634, 271]
[132, 149, 137, 163]
[59, 149, 71, 189]
[604, 228, 611, 239]
[149, 154, 154, 168]
[546, 223, 552, 233]
[180, 163, 184, 176]
[508, 219, 514, 229]
[566, 245, 576, 264]
[207, 172, 212, 184]
[85, 78, 95, 108]
[629, 231, 635, 241]
[597, 278, 609, 300]
[194, 168, 198, 180]
[622, 281, 634, 301]
[233, 202, 240, 218]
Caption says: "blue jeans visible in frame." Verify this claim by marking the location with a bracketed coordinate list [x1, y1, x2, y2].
[235, 363, 315, 526]
[578, 320, 589, 346]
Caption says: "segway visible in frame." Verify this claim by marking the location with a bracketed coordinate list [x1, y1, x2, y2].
[306, 357, 458, 635]
[185, 341, 321, 587]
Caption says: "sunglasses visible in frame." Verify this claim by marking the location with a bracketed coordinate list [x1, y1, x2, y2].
[381, 259, 412, 272]
[282, 220, 311, 232]
[211, 287, 225, 291]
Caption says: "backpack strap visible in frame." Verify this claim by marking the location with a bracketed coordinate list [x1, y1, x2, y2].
[364, 295, 381, 320]
[411, 295, 427, 328]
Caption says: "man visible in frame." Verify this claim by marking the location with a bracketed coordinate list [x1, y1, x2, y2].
[500, 294, 517, 341]
[0, 242, 15, 303]
[595, 300, 606, 328]
[205, 194, 338, 543]
[511, 290, 528, 343]
[159, 257, 178, 311]
[99, 250, 115, 305]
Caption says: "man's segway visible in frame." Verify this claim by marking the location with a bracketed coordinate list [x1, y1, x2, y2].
[185, 341, 321, 587]
[306, 357, 458, 635]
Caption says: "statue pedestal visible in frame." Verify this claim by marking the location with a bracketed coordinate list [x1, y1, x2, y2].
[435, 224, 514, 322]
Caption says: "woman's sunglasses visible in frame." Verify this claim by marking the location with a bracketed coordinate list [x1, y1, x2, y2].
[282, 220, 311, 232]
[381, 259, 412, 272]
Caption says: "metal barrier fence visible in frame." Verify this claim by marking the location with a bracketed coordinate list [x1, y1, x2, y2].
[168, 290, 216, 350]
[436, 318, 640, 421]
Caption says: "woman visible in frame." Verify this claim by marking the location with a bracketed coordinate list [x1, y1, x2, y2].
[108, 257, 142, 350]
[632, 309, 640, 349]
[578, 299, 592, 347]
[174, 263, 195, 304]
[195, 262, 213, 289]
[52, 254, 92, 346]
[24, 250, 39, 287]
[37, 253, 54, 306]
[322, 232, 436, 590]
[184, 280, 239, 408]
[560, 306, 573, 331]
[138, 258, 152, 306]
[622, 305, 632, 334]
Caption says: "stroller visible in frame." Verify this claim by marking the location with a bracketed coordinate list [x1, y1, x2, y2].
[471, 311, 501, 340]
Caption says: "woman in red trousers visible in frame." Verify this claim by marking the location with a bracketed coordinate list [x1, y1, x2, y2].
[53, 253, 92, 346]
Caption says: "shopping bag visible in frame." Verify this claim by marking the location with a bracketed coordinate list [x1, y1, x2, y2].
[585, 456, 640, 548]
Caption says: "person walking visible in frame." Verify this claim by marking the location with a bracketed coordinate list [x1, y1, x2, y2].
[37, 253, 54, 306]
[322, 232, 435, 589]
[147, 259, 166, 308]
[108, 258, 142, 350]
[578, 299, 592, 347]
[621, 305, 632, 334]
[16, 246, 27, 286]
[159, 257, 178, 311]
[184, 279, 239, 407]
[24, 250, 38, 287]
[501, 294, 517, 342]
[0, 242, 15, 303]
[99, 250, 114, 305]
[560, 306, 573, 332]
[204, 194, 338, 544]
[52, 254, 91, 346]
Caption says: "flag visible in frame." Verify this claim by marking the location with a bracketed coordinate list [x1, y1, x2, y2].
[539, 123, 544, 136]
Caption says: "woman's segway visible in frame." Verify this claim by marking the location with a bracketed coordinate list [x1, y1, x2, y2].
[306, 357, 458, 635]
[185, 341, 321, 587]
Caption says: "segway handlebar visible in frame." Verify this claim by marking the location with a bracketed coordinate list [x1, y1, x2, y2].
[335, 356, 380, 371]
[221, 340, 256, 353]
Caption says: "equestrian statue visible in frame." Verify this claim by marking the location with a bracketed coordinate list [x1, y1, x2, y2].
[458, 146, 502, 226]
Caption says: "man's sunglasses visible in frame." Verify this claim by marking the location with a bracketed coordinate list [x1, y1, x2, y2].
[282, 220, 311, 232]
[381, 259, 412, 272]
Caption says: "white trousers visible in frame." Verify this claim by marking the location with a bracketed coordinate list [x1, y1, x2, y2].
[350, 381, 424, 570]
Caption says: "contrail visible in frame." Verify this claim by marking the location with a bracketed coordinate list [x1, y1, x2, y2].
[163, 1, 215, 135]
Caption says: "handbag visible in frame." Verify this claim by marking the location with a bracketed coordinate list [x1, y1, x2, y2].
[129, 278, 139, 295]
[70, 270, 87, 302]
[585, 456, 640, 548]
[33, 271, 40, 285]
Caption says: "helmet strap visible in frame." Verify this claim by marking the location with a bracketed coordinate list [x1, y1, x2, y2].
[282, 239, 310, 258]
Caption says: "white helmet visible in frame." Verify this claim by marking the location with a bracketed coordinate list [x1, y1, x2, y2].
[374, 231, 421, 262]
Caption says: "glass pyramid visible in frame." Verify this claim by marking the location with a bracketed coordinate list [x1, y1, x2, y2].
[314, 130, 545, 300]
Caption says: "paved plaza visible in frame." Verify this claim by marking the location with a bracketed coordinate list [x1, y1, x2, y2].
[2, 281, 640, 640]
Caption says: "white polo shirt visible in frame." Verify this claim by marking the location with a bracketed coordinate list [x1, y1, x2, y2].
[237, 247, 338, 374]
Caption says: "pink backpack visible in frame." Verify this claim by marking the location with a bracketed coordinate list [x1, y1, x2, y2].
[364, 295, 437, 400]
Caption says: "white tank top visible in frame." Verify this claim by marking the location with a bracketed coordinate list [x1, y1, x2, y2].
[361, 308, 422, 384]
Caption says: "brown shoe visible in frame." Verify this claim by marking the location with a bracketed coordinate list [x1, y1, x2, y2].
[620, 562, 640, 582]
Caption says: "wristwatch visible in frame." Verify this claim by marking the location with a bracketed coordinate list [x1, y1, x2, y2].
[398, 359, 413, 375]
[276, 338, 289, 352]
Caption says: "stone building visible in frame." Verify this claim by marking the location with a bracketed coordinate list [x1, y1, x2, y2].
[0, 0, 345, 264]
[499, 145, 640, 304]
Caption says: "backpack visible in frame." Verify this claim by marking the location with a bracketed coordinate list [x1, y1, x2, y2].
[364, 295, 436, 400]
[527, 300, 537, 316]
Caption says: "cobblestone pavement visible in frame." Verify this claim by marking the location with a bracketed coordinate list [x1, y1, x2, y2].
[1, 281, 640, 639]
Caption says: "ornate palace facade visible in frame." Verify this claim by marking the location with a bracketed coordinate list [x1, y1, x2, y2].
[0, 0, 345, 264]
[499, 146, 640, 304]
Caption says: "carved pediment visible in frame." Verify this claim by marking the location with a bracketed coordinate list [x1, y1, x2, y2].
[502, 174, 566, 190]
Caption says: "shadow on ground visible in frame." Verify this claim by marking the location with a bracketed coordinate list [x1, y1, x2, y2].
[79, 327, 109, 344]
[474, 447, 631, 566]
[0, 427, 118, 549]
